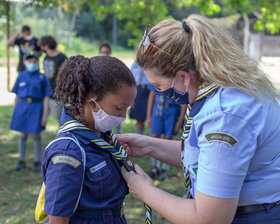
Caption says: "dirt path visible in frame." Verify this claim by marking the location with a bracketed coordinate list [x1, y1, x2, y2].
[0, 56, 279, 106]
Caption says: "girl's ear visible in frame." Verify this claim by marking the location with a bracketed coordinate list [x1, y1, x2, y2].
[87, 95, 99, 112]
[175, 70, 191, 87]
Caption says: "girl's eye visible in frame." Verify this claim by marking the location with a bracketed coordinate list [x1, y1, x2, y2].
[115, 107, 122, 111]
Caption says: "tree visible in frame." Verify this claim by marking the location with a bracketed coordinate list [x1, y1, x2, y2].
[89, 0, 169, 47]
[179, 0, 280, 53]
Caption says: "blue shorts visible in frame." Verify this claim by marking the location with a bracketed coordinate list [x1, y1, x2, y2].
[232, 203, 280, 224]
[150, 104, 180, 138]
[129, 85, 150, 121]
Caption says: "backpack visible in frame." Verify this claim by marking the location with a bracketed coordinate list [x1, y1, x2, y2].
[35, 136, 86, 223]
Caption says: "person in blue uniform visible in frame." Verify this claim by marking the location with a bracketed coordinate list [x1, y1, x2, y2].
[146, 87, 185, 181]
[10, 52, 52, 171]
[116, 14, 280, 223]
[129, 61, 151, 135]
[42, 55, 136, 224]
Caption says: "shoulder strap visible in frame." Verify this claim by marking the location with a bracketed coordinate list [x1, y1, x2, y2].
[44, 136, 86, 213]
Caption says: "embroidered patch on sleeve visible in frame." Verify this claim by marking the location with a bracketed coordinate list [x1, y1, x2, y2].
[205, 132, 238, 146]
[51, 155, 81, 168]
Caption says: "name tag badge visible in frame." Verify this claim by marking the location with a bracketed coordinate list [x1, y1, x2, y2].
[51, 155, 81, 168]
[205, 132, 238, 146]
[19, 82, 26, 87]
[90, 161, 107, 173]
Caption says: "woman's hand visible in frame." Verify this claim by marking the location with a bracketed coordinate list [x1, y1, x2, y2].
[116, 133, 152, 157]
[123, 164, 154, 201]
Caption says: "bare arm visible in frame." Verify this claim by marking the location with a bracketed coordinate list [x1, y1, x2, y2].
[49, 216, 70, 224]
[117, 133, 182, 168]
[125, 165, 238, 224]
[149, 137, 182, 167]
[41, 96, 49, 127]
[14, 95, 19, 108]
[144, 187, 237, 224]
[146, 91, 155, 128]
[7, 31, 21, 46]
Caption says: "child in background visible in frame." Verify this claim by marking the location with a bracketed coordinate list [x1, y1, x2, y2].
[129, 61, 150, 134]
[42, 55, 136, 223]
[146, 89, 186, 180]
[39, 35, 67, 122]
[10, 52, 52, 171]
[99, 41, 111, 56]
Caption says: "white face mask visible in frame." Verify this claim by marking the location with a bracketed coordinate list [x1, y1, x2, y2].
[24, 35, 33, 41]
[90, 98, 125, 133]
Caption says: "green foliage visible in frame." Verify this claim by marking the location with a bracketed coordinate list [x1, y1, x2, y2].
[179, 0, 221, 16]
[89, 0, 170, 47]
[220, 0, 280, 34]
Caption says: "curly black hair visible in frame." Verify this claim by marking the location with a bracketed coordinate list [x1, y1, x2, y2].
[55, 55, 136, 118]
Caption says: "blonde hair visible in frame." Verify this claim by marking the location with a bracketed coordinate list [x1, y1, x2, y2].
[137, 14, 280, 99]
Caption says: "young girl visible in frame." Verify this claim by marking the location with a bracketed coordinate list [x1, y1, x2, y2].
[146, 90, 185, 181]
[10, 52, 52, 171]
[41, 55, 136, 223]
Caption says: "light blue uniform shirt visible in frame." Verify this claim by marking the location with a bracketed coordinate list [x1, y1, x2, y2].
[130, 62, 149, 86]
[183, 87, 280, 206]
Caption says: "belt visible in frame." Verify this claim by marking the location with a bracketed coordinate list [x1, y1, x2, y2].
[74, 203, 125, 220]
[20, 97, 41, 103]
[137, 84, 147, 89]
[235, 200, 280, 216]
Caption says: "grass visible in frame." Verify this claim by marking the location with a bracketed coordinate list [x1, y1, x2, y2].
[0, 105, 185, 224]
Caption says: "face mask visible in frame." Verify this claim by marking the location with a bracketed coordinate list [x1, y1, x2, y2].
[26, 64, 39, 73]
[24, 35, 33, 41]
[154, 79, 189, 105]
[90, 98, 125, 133]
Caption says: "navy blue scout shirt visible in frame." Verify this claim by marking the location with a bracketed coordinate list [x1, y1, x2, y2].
[12, 70, 52, 99]
[42, 111, 128, 217]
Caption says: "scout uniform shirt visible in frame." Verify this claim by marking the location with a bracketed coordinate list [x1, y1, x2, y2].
[42, 109, 128, 223]
[182, 87, 280, 205]
[10, 70, 52, 134]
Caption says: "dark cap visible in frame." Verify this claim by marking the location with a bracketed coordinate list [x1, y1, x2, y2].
[24, 51, 39, 60]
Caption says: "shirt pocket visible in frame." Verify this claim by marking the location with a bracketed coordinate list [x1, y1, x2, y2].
[85, 159, 112, 199]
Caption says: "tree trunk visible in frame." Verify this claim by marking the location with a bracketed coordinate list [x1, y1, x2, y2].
[243, 14, 250, 54]
[112, 13, 117, 45]
[6, 1, 10, 91]
[67, 8, 80, 47]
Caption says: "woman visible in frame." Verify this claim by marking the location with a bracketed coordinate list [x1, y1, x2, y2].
[117, 14, 280, 223]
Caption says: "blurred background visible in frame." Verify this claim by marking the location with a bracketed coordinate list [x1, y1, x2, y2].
[0, 0, 280, 223]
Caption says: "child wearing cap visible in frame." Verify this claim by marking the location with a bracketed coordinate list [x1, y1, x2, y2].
[10, 52, 53, 171]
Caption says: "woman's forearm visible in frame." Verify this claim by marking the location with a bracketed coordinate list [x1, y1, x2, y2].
[142, 186, 237, 224]
[149, 137, 182, 167]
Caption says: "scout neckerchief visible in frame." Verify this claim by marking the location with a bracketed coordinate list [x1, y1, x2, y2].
[58, 117, 153, 224]
[181, 83, 219, 198]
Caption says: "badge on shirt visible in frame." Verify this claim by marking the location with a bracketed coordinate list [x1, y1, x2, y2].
[19, 82, 26, 87]
[205, 132, 238, 146]
[51, 155, 81, 168]
[90, 161, 107, 173]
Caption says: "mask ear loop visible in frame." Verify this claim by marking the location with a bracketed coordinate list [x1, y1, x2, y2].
[90, 98, 101, 111]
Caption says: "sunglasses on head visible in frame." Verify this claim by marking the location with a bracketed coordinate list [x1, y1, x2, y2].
[139, 24, 171, 56]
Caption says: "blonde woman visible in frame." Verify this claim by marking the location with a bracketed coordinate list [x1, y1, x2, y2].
[117, 14, 280, 223]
